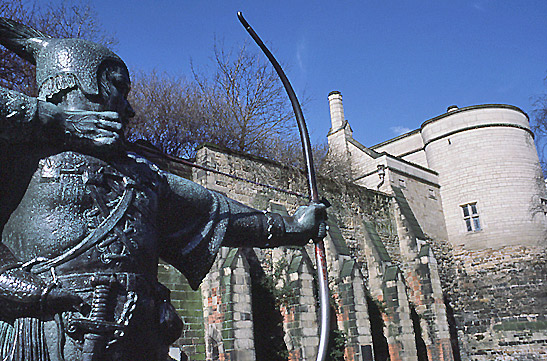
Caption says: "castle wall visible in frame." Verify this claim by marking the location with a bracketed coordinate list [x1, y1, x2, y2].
[346, 141, 380, 189]
[348, 143, 447, 242]
[324, 92, 547, 360]
[158, 262, 206, 359]
[150, 115, 547, 360]
[201, 248, 256, 361]
[433, 242, 547, 360]
[383, 168, 446, 241]
[421, 105, 547, 249]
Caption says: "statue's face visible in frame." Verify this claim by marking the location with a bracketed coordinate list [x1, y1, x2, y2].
[100, 64, 135, 127]
[58, 63, 135, 155]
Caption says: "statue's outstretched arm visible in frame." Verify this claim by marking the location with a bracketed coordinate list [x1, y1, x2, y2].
[158, 171, 325, 289]
[222, 198, 326, 248]
[161, 172, 326, 249]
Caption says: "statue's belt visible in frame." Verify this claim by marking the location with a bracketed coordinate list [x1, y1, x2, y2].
[31, 184, 135, 274]
[44, 272, 156, 295]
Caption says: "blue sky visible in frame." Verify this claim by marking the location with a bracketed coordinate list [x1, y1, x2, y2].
[82, 0, 547, 147]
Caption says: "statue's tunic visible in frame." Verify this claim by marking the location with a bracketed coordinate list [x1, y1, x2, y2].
[3, 150, 229, 282]
[0, 149, 230, 360]
[0, 84, 295, 360]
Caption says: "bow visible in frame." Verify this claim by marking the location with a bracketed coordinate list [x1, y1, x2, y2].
[238, 12, 330, 361]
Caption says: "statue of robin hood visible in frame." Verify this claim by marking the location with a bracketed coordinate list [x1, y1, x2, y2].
[0, 18, 326, 361]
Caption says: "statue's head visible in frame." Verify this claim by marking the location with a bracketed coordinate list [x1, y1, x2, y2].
[36, 38, 122, 97]
[36, 39, 135, 124]
[0, 18, 134, 123]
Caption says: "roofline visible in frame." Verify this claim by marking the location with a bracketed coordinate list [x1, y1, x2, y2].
[370, 104, 528, 149]
[348, 137, 438, 176]
[371, 128, 421, 149]
[421, 104, 529, 128]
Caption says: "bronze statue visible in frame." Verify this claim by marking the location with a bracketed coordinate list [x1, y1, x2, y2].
[0, 18, 326, 361]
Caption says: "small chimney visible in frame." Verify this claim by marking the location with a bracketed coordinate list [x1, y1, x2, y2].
[328, 91, 345, 131]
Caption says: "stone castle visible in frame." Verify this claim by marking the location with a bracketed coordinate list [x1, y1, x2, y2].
[149, 91, 547, 361]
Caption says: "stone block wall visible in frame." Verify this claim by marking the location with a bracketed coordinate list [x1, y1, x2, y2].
[158, 262, 206, 359]
[201, 247, 255, 361]
[280, 250, 319, 360]
[323, 93, 547, 360]
[333, 260, 374, 361]
[392, 193, 454, 361]
[191, 144, 403, 360]
[421, 106, 547, 249]
[433, 243, 547, 360]
[384, 169, 447, 242]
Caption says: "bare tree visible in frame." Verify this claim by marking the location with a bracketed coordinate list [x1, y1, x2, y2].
[125, 70, 208, 158]
[0, 0, 115, 96]
[191, 43, 298, 156]
[532, 82, 547, 175]
[315, 143, 353, 184]
[127, 42, 304, 163]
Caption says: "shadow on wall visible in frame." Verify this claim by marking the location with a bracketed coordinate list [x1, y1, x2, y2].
[366, 295, 389, 361]
[444, 296, 462, 361]
[243, 248, 289, 361]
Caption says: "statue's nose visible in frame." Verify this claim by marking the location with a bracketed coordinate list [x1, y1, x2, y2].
[126, 101, 135, 118]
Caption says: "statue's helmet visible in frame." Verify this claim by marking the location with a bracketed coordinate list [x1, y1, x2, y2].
[0, 17, 128, 100]
[35, 38, 128, 100]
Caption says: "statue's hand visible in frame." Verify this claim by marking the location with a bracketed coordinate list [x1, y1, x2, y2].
[45, 287, 85, 314]
[0, 268, 83, 317]
[291, 202, 328, 242]
[38, 101, 123, 147]
[62, 109, 122, 147]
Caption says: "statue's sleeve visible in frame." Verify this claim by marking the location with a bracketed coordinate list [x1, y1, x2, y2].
[158, 173, 230, 290]
[0, 87, 40, 143]
[158, 173, 302, 290]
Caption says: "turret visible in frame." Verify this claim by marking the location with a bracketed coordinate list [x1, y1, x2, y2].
[327, 91, 353, 159]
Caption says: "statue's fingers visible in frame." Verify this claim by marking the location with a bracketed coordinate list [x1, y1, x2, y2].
[65, 110, 118, 119]
[312, 202, 328, 222]
[99, 111, 120, 120]
[314, 202, 327, 212]
[93, 136, 118, 146]
[317, 221, 328, 239]
[91, 129, 120, 145]
[97, 119, 122, 132]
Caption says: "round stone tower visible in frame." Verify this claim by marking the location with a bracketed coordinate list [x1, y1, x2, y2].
[421, 104, 547, 249]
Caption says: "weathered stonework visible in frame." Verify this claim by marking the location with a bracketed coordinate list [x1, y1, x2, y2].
[201, 248, 255, 361]
[158, 262, 206, 359]
[325, 93, 547, 360]
[148, 143, 454, 361]
[145, 92, 546, 361]
[436, 245, 547, 360]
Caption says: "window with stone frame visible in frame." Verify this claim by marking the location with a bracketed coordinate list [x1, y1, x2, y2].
[541, 198, 547, 215]
[461, 203, 481, 232]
